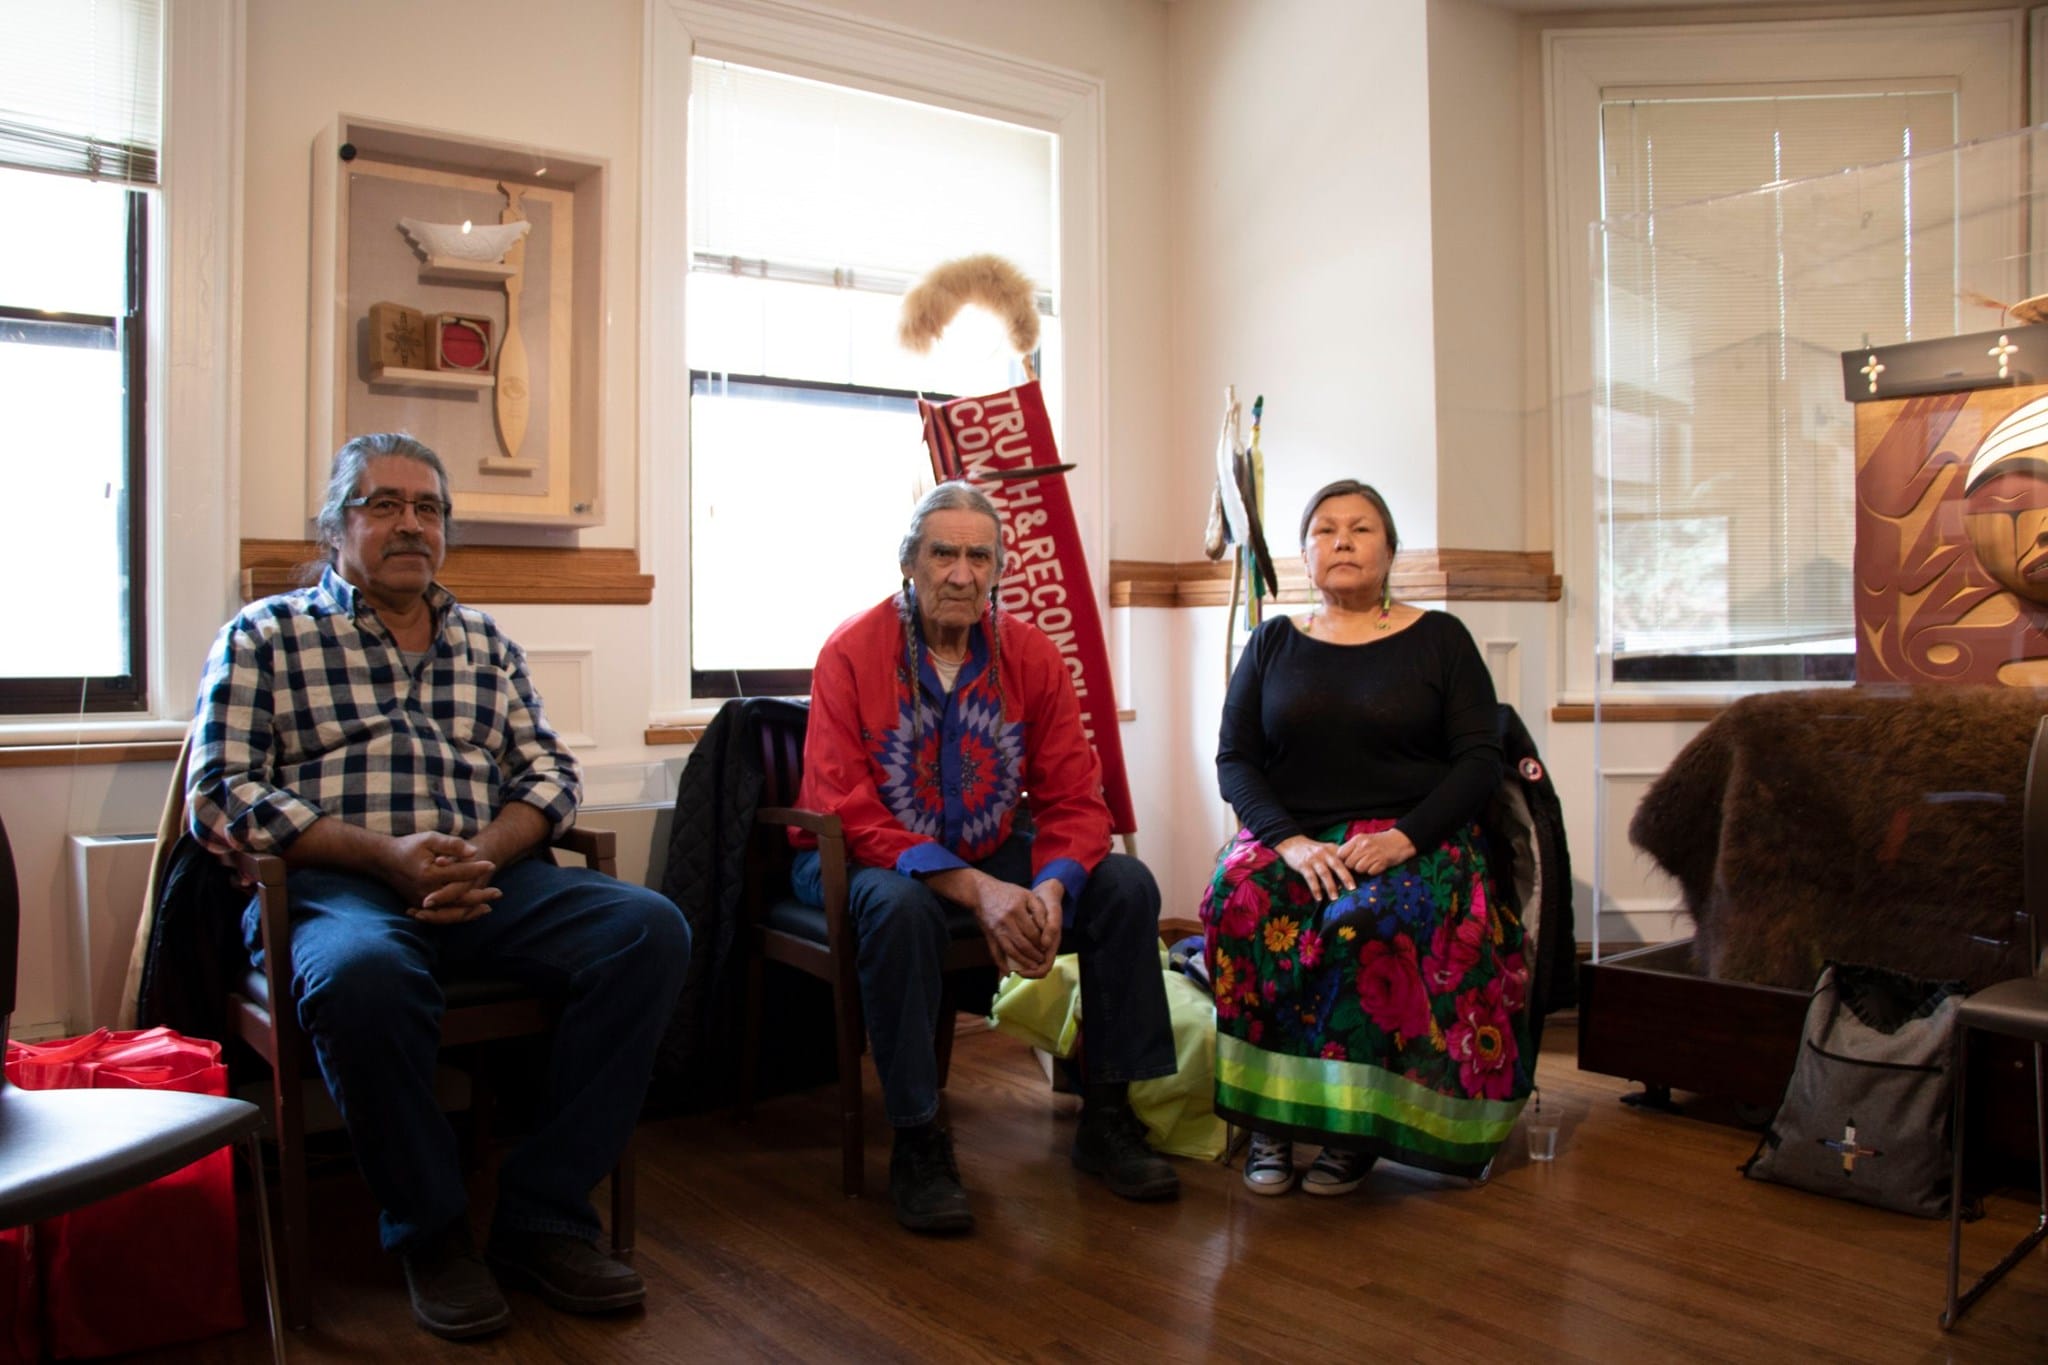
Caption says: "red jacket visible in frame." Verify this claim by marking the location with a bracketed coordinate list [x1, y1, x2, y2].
[796, 594, 1110, 899]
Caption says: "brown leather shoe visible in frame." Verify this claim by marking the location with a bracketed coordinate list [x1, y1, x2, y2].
[401, 1223, 511, 1340]
[486, 1229, 645, 1313]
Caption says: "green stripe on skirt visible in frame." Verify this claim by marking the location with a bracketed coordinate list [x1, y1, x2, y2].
[1216, 1034, 1523, 1173]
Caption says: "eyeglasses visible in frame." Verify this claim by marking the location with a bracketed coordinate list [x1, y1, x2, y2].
[343, 494, 451, 525]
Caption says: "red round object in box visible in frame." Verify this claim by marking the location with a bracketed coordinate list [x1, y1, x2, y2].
[439, 319, 489, 371]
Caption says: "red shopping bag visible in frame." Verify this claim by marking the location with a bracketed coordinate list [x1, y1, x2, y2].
[0, 1227, 37, 1365]
[4, 1028, 244, 1357]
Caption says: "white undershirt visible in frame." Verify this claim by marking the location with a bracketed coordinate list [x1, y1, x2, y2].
[932, 654, 963, 693]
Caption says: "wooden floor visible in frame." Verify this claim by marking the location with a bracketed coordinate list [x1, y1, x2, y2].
[150, 1012, 2046, 1364]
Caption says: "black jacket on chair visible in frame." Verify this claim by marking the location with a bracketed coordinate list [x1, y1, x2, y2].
[650, 697, 835, 1114]
[1487, 703, 1577, 1050]
[134, 834, 246, 1048]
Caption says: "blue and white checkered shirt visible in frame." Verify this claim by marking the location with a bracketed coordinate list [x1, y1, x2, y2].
[187, 566, 580, 855]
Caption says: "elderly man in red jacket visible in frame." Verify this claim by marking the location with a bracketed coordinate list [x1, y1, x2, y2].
[791, 481, 1179, 1233]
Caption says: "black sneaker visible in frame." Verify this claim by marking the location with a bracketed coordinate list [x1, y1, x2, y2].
[1301, 1145, 1376, 1196]
[890, 1126, 974, 1233]
[1072, 1103, 1181, 1201]
[401, 1222, 511, 1340]
[485, 1228, 645, 1313]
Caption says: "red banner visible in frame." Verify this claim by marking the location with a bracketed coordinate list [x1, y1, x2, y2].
[919, 382, 1136, 834]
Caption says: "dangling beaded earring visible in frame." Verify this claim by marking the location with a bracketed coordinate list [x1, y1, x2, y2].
[1377, 579, 1392, 631]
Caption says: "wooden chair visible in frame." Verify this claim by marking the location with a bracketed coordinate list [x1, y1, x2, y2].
[146, 731, 637, 1327]
[1942, 716, 2048, 1329]
[0, 815, 286, 1363]
[229, 827, 637, 1328]
[734, 697, 995, 1197]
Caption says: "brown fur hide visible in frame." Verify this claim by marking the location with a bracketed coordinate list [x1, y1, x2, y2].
[1628, 687, 2044, 991]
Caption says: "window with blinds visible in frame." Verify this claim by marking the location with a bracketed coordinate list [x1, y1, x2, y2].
[686, 58, 1060, 697]
[0, 0, 161, 186]
[0, 0, 159, 714]
[1597, 87, 1958, 682]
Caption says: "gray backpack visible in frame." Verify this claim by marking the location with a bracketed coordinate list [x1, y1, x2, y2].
[1743, 961, 1964, 1218]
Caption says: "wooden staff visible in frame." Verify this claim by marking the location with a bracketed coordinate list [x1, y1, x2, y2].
[495, 182, 531, 461]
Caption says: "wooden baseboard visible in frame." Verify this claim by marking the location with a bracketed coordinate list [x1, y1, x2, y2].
[240, 540, 653, 605]
[644, 722, 711, 747]
[1109, 551, 1560, 608]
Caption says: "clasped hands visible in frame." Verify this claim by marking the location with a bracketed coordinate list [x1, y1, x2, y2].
[1276, 827, 1418, 901]
[926, 867, 1063, 978]
[383, 830, 504, 924]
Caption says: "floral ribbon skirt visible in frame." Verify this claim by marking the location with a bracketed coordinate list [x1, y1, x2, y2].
[1199, 818, 1532, 1176]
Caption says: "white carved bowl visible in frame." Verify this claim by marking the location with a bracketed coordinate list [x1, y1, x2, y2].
[398, 217, 531, 263]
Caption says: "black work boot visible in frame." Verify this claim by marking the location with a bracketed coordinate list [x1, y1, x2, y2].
[1072, 1101, 1181, 1201]
[889, 1125, 973, 1233]
[486, 1228, 646, 1313]
[401, 1221, 511, 1340]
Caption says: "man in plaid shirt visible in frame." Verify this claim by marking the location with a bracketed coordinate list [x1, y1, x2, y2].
[188, 433, 688, 1341]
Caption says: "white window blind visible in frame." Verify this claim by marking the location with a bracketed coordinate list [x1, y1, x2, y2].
[690, 58, 1055, 298]
[1599, 89, 1957, 659]
[0, 0, 161, 186]
[685, 56, 1061, 687]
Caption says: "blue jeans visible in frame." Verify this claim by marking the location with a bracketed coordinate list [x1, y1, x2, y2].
[246, 857, 690, 1253]
[793, 833, 1177, 1126]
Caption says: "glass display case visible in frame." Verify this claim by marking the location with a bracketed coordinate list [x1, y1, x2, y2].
[1579, 126, 2048, 1151]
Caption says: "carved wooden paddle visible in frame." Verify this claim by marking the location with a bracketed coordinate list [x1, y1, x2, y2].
[495, 182, 531, 461]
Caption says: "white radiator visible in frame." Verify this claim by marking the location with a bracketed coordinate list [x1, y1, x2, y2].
[64, 833, 156, 1036]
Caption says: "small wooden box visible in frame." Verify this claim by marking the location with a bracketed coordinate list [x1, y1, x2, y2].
[367, 302, 427, 370]
[428, 312, 494, 372]
[1577, 940, 1806, 1110]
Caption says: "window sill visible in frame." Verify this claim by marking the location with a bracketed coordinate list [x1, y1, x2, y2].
[0, 717, 187, 766]
[1550, 702, 1726, 724]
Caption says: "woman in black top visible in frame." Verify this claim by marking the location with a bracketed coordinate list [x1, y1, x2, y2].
[1202, 480, 1532, 1196]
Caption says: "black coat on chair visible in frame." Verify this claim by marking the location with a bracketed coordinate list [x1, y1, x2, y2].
[651, 697, 837, 1115]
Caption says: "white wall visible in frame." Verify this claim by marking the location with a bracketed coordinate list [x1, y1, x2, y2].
[3, 0, 1178, 1038]
[28, 0, 1998, 1039]
[239, 0, 647, 549]
[241, 0, 1174, 565]
[1165, 0, 1441, 558]
[4, 764, 176, 1038]
[1428, 0, 1532, 552]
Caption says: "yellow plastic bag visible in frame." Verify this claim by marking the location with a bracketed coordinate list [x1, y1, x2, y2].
[986, 949, 1225, 1160]
[986, 956, 1083, 1058]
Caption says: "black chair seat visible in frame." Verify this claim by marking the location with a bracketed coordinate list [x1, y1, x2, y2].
[0, 807, 283, 1360]
[1958, 976, 2048, 1045]
[0, 1088, 264, 1228]
[736, 696, 999, 1196]
[237, 967, 548, 1013]
[762, 896, 981, 946]
[1944, 716, 2048, 1330]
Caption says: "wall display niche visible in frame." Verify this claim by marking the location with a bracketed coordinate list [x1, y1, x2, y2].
[308, 116, 606, 531]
